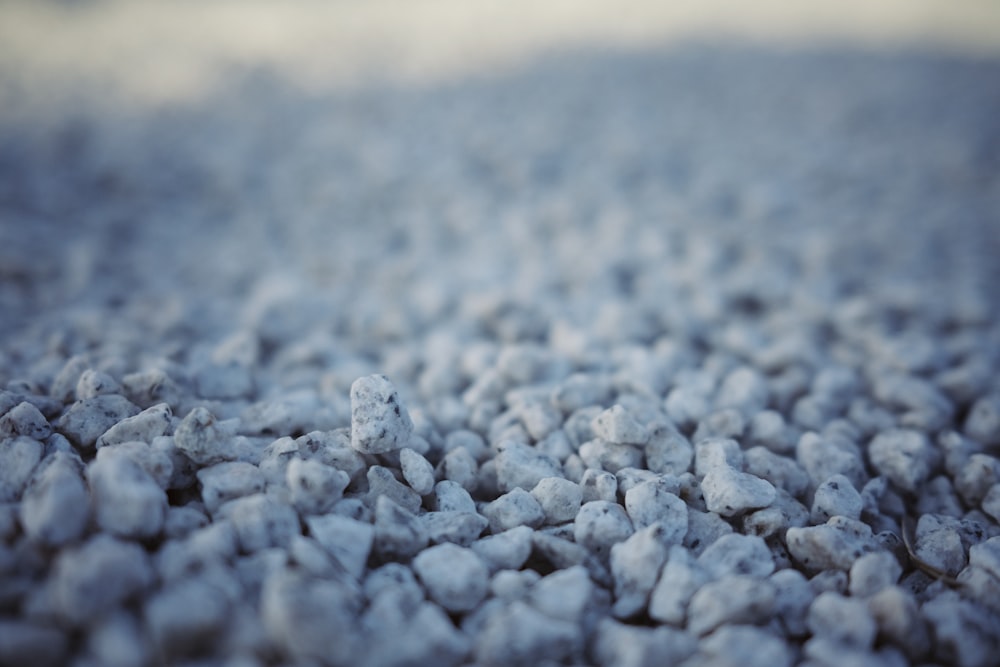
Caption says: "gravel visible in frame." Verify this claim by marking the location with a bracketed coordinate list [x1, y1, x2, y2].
[0, 39, 999, 667]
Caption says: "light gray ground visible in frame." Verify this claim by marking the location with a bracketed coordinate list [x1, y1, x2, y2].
[1, 43, 1000, 667]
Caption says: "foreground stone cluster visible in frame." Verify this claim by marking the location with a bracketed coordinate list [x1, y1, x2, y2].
[2, 46, 1000, 667]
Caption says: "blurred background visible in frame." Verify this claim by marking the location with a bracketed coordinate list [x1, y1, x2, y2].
[2, 0, 999, 108]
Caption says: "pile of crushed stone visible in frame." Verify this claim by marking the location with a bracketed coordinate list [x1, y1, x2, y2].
[1, 46, 1000, 667]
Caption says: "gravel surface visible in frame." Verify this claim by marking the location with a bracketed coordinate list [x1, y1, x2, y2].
[1, 44, 1000, 666]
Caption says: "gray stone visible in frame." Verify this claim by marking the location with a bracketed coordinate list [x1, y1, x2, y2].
[644, 421, 694, 475]
[474, 600, 582, 666]
[53, 534, 154, 625]
[96, 440, 174, 489]
[868, 428, 939, 493]
[307, 513, 374, 580]
[579, 468, 618, 503]
[807, 592, 876, 648]
[697, 533, 775, 579]
[743, 446, 809, 497]
[75, 369, 122, 400]
[19, 452, 90, 546]
[440, 446, 479, 492]
[694, 437, 744, 477]
[579, 438, 645, 473]
[687, 575, 776, 635]
[173, 406, 235, 465]
[0, 401, 51, 441]
[471, 525, 533, 572]
[867, 586, 928, 658]
[144, 575, 232, 658]
[218, 493, 299, 552]
[684, 508, 733, 555]
[350, 375, 413, 454]
[648, 545, 711, 625]
[769, 568, 814, 637]
[965, 394, 1000, 446]
[57, 394, 140, 450]
[413, 542, 489, 612]
[786, 515, 880, 572]
[624, 477, 688, 536]
[716, 366, 769, 416]
[261, 569, 362, 666]
[796, 431, 866, 490]
[0, 435, 42, 502]
[490, 569, 541, 601]
[360, 600, 470, 667]
[698, 625, 793, 667]
[610, 523, 671, 618]
[811, 473, 863, 522]
[494, 440, 564, 492]
[287, 457, 349, 515]
[433, 480, 477, 513]
[367, 465, 422, 515]
[922, 591, 1000, 667]
[88, 454, 167, 539]
[528, 565, 594, 622]
[530, 476, 583, 525]
[0, 620, 69, 667]
[956, 453, 1000, 507]
[849, 550, 902, 597]
[86, 611, 149, 667]
[575, 500, 634, 560]
[373, 495, 428, 561]
[95, 403, 171, 449]
[914, 513, 967, 577]
[196, 461, 265, 514]
[968, 535, 1000, 581]
[399, 447, 435, 495]
[591, 404, 650, 445]
[420, 510, 488, 546]
[701, 464, 776, 517]
[483, 487, 544, 533]
[593, 618, 697, 667]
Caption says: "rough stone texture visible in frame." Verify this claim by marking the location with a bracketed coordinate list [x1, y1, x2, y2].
[88, 454, 167, 539]
[350, 375, 414, 454]
[574, 500, 635, 560]
[786, 516, 881, 572]
[19, 452, 90, 546]
[868, 429, 940, 493]
[701, 464, 776, 517]
[95, 402, 172, 449]
[413, 543, 489, 612]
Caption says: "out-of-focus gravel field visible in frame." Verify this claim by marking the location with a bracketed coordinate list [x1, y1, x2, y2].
[1, 2, 1000, 666]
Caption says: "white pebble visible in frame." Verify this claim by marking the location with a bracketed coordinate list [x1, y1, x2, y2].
[197, 462, 265, 514]
[218, 493, 298, 552]
[849, 550, 902, 597]
[0, 401, 51, 441]
[52, 534, 153, 625]
[610, 523, 671, 618]
[697, 533, 774, 579]
[399, 448, 435, 495]
[624, 477, 688, 537]
[87, 454, 167, 539]
[287, 458, 350, 515]
[687, 575, 776, 636]
[785, 516, 880, 572]
[349, 375, 414, 454]
[530, 476, 583, 525]
[95, 403, 171, 449]
[413, 543, 489, 612]
[373, 495, 428, 561]
[811, 473, 863, 522]
[868, 428, 939, 493]
[19, 452, 90, 546]
[0, 435, 42, 502]
[591, 404, 650, 445]
[494, 441, 564, 492]
[483, 488, 544, 533]
[420, 511, 488, 546]
[574, 500, 634, 560]
[433, 480, 476, 514]
[96, 441, 174, 490]
[701, 464, 776, 517]
[579, 469, 618, 503]
[307, 514, 373, 581]
[807, 592, 877, 648]
[470, 525, 534, 572]
[75, 369, 122, 400]
[694, 437, 744, 477]
[528, 565, 594, 622]
[56, 395, 140, 450]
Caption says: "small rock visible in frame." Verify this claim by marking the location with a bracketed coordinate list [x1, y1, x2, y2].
[350, 375, 413, 454]
[528, 565, 594, 622]
[692, 408, 746, 443]
[591, 405, 650, 445]
[610, 523, 672, 618]
[849, 550, 902, 597]
[743, 446, 810, 497]
[475, 600, 582, 667]
[399, 448, 435, 495]
[53, 534, 154, 625]
[19, 452, 90, 546]
[0, 401, 51, 441]
[868, 586, 929, 658]
[144, 575, 232, 659]
[698, 625, 793, 667]
[471, 525, 534, 572]
[579, 469, 618, 503]
[796, 431, 866, 490]
[968, 535, 1000, 581]
[624, 476, 688, 536]
[922, 591, 1000, 667]
[483, 488, 544, 533]
[433, 480, 477, 514]
[307, 514, 373, 580]
[701, 464, 776, 517]
[413, 543, 489, 612]
[218, 493, 298, 552]
[373, 495, 428, 561]
[697, 533, 774, 579]
[593, 618, 697, 667]
[965, 394, 1000, 447]
[87, 454, 167, 539]
[490, 569, 541, 601]
[687, 575, 776, 635]
[56, 394, 140, 450]
[530, 476, 583, 525]
[769, 568, 814, 637]
[95, 403, 172, 449]
[287, 458, 349, 515]
[420, 511, 489, 546]
[75, 369, 122, 400]
[648, 546, 711, 625]
[173, 407, 234, 465]
[579, 438, 645, 473]
[86, 611, 149, 667]
[644, 421, 694, 475]
[0, 435, 43, 502]
[197, 462, 265, 514]
[694, 437, 744, 477]
[574, 500, 634, 560]
[440, 446, 479, 492]
[914, 513, 967, 577]
[786, 516, 880, 572]
[494, 440, 564, 492]
[684, 508, 733, 555]
[807, 592, 877, 648]
[868, 428, 939, 493]
[811, 473, 863, 522]
[96, 440, 174, 489]
[366, 465, 422, 515]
